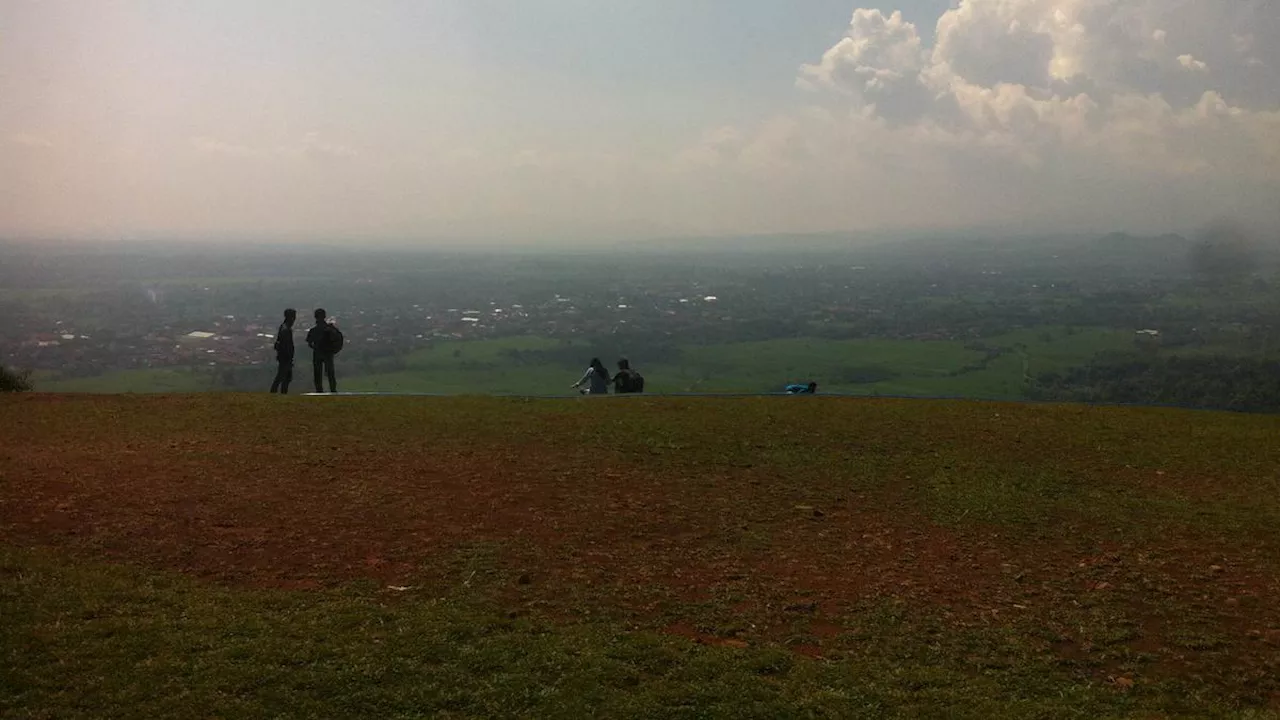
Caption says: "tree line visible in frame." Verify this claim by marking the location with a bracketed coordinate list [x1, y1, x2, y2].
[1030, 352, 1280, 413]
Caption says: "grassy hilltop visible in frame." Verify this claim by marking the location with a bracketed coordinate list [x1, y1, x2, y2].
[3, 394, 1280, 718]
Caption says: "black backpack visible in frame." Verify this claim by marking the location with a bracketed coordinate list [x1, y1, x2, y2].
[621, 369, 644, 393]
[325, 323, 345, 355]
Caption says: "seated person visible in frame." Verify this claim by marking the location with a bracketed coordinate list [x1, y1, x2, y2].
[612, 358, 645, 394]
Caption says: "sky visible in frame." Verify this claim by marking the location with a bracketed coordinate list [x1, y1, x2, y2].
[2, 0, 1278, 245]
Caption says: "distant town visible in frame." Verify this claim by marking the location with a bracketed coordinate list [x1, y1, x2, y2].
[4, 234, 1279, 410]
[4, 280, 739, 378]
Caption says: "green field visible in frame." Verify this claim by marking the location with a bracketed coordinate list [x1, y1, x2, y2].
[345, 335, 579, 394]
[340, 328, 1136, 397]
[27, 328, 1140, 397]
[3, 394, 1280, 717]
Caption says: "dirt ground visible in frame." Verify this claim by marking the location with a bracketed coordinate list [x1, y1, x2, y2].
[2, 394, 1279, 698]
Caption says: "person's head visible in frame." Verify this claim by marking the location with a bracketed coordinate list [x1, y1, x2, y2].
[617, 358, 630, 370]
[590, 357, 607, 374]
[314, 308, 327, 323]
[283, 308, 297, 326]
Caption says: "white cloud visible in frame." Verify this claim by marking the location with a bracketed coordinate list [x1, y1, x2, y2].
[798, 9, 936, 123]
[676, 0, 1280, 234]
[799, 9, 924, 92]
[1178, 54, 1207, 72]
[928, 0, 1213, 93]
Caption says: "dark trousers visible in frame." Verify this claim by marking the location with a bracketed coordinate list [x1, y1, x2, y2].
[270, 359, 293, 394]
[313, 353, 337, 393]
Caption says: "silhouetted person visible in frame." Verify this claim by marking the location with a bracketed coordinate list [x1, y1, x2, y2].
[785, 381, 818, 394]
[306, 308, 341, 393]
[612, 357, 645, 394]
[572, 357, 610, 395]
[269, 308, 297, 394]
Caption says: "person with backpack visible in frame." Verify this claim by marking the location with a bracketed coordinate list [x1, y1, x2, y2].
[571, 357, 611, 395]
[269, 308, 297, 394]
[612, 358, 645, 394]
[305, 308, 344, 393]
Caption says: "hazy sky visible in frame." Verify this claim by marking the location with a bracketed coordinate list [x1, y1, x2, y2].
[2, 0, 1278, 244]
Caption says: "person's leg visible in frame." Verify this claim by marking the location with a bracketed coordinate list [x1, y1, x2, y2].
[325, 356, 337, 393]
[280, 362, 293, 394]
[313, 356, 324, 393]
[271, 361, 286, 393]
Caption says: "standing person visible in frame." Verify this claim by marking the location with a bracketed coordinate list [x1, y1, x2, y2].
[269, 308, 297, 394]
[306, 308, 343, 393]
[571, 357, 611, 395]
[612, 358, 645, 394]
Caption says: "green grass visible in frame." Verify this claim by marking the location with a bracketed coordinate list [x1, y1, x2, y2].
[342, 328, 1134, 397]
[0, 546, 1203, 720]
[651, 338, 979, 394]
[25, 328, 1140, 397]
[855, 328, 1133, 399]
[638, 327, 1132, 397]
[3, 394, 1280, 717]
[345, 335, 581, 394]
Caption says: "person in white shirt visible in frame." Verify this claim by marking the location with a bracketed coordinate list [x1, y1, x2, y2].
[572, 357, 611, 395]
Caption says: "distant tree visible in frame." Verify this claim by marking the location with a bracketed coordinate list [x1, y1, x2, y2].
[1030, 352, 1280, 412]
[0, 366, 33, 392]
